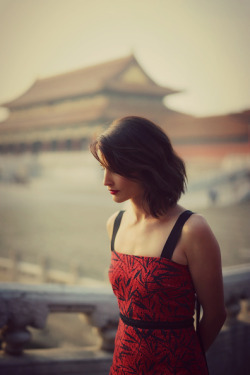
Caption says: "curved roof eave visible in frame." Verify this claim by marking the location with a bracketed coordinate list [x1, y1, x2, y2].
[2, 54, 179, 109]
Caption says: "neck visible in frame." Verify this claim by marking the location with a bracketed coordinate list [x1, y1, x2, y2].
[129, 198, 152, 221]
[128, 200, 181, 223]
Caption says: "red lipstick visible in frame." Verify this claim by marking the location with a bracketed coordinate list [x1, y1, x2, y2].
[109, 190, 119, 195]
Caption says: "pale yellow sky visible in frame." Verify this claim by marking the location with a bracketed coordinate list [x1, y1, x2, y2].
[0, 0, 249, 120]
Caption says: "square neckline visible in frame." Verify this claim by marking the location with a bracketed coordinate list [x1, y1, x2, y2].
[112, 248, 189, 268]
[111, 209, 194, 266]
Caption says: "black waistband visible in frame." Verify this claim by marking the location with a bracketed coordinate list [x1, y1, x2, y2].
[120, 313, 194, 330]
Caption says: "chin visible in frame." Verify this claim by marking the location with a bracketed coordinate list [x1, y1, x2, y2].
[112, 196, 127, 203]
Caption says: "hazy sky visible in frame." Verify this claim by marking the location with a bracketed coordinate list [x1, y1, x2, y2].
[0, 0, 249, 120]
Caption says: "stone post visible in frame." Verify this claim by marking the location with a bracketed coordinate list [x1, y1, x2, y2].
[86, 302, 119, 352]
[9, 251, 20, 282]
[0, 298, 49, 355]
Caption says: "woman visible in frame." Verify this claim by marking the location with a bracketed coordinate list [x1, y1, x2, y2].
[90, 116, 226, 375]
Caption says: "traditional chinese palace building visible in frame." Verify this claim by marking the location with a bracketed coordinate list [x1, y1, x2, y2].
[0, 55, 249, 159]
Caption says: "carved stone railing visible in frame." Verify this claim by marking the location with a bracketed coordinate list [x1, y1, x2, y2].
[206, 264, 250, 375]
[0, 252, 106, 285]
[0, 283, 119, 356]
[223, 264, 250, 324]
[0, 264, 250, 375]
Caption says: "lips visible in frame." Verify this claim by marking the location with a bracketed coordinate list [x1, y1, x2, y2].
[109, 190, 119, 195]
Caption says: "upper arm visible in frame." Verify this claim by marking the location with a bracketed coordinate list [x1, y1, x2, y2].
[184, 215, 225, 317]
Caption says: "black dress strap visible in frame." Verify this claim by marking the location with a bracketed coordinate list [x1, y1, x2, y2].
[161, 210, 194, 259]
[111, 210, 125, 251]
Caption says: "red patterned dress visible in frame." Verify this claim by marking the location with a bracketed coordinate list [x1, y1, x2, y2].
[109, 210, 209, 375]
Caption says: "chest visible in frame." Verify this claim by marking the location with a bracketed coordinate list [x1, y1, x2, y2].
[114, 220, 166, 254]
[113, 220, 187, 265]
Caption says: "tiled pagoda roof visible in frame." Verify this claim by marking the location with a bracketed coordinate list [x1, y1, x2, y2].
[2, 55, 178, 109]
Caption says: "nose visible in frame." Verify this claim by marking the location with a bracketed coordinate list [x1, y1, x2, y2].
[103, 168, 113, 186]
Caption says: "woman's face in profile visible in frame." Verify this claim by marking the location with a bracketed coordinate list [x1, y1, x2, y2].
[98, 150, 144, 204]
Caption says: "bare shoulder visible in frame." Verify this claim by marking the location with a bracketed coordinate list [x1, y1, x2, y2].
[106, 211, 120, 240]
[186, 212, 209, 227]
[183, 212, 221, 263]
[185, 213, 217, 241]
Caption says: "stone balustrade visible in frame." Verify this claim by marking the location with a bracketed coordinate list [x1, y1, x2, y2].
[0, 253, 106, 285]
[0, 283, 119, 356]
[207, 264, 250, 375]
[0, 264, 250, 375]
[223, 264, 250, 323]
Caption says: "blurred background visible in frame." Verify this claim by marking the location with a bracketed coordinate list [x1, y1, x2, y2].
[0, 0, 249, 287]
[0, 0, 249, 352]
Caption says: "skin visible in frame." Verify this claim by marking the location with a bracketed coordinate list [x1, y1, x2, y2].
[102, 164, 226, 352]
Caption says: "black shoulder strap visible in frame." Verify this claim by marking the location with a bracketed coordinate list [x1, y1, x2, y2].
[111, 210, 125, 251]
[161, 210, 194, 259]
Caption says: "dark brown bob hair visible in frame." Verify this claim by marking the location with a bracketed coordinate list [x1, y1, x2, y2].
[90, 116, 187, 217]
